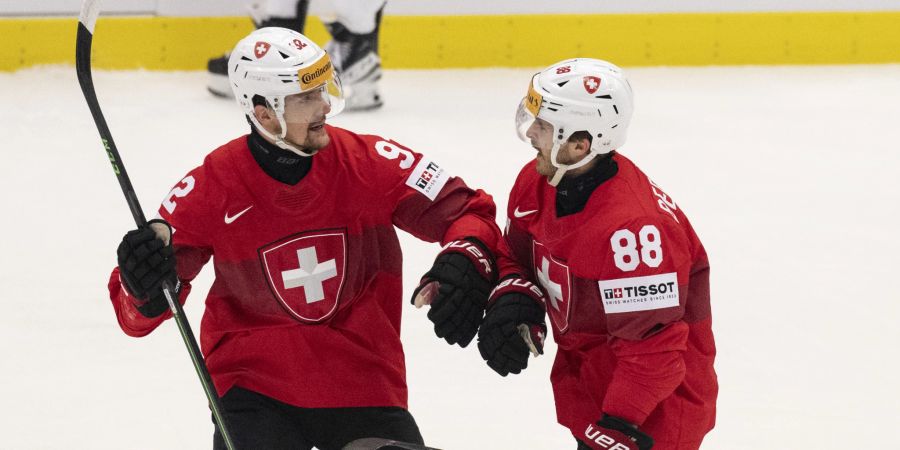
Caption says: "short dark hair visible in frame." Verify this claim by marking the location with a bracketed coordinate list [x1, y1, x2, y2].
[252, 94, 268, 108]
[568, 131, 593, 146]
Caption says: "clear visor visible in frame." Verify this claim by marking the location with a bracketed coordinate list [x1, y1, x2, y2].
[281, 77, 345, 124]
[515, 98, 538, 143]
[515, 75, 550, 144]
[281, 53, 345, 124]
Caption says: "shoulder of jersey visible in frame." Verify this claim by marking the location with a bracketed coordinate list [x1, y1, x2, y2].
[327, 125, 389, 164]
[164, 136, 243, 219]
[335, 126, 428, 180]
[607, 153, 685, 224]
[515, 159, 540, 182]
[203, 135, 250, 192]
[508, 160, 541, 209]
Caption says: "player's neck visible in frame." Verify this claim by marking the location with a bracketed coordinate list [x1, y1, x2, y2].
[248, 128, 313, 185]
[555, 153, 618, 217]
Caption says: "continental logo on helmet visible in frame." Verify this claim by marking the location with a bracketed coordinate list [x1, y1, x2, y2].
[298, 55, 334, 91]
[525, 77, 543, 116]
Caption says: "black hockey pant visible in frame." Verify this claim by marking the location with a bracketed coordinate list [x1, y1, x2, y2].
[212, 386, 424, 450]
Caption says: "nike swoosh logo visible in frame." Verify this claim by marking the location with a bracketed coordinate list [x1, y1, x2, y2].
[224, 205, 253, 224]
[513, 207, 538, 218]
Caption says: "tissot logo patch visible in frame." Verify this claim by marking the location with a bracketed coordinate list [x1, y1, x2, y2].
[598, 272, 679, 313]
[259, 230, 347, 323]
[405, 157, 449, 201]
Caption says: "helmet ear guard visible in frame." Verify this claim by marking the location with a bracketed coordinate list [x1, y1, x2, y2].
[516, 58, 634, 185]
[229, 27, 345, 156]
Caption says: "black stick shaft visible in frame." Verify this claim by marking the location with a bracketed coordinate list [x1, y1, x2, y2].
[75, 3, 235, 449]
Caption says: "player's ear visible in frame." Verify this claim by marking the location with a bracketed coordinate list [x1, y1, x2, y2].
[253, 104, 273, 123]
[568, 132, 592, 157]
[575, 137, 591, 155]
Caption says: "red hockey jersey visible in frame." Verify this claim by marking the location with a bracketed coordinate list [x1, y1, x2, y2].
[108, 125, 501, 409]
[502, 154, 717, 447]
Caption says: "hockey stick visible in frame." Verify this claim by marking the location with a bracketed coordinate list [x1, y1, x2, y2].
[75, 2, 236, 449]
[343, 438, 442, 450]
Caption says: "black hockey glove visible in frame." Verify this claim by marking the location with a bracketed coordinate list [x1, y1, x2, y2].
[411, 238, 497, 348]
[477, 276, 547, 376]
[578, 415, 654, 450]
[117, 219, 178, 318]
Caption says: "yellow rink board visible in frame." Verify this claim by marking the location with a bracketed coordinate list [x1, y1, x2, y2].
[1, 11, 899, 71]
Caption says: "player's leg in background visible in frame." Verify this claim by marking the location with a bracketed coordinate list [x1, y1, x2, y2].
[321, 0, 387, 111]
[207, 0, 311, 97]
[300, 406, 424, 450]
[212, 386, 314, 450]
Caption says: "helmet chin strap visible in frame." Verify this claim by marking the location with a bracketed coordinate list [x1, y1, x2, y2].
[274, 114, 318, 157]
[247, 98, 318, 157]
[548, 143, 567, 186]
[547, 141, 598, 187]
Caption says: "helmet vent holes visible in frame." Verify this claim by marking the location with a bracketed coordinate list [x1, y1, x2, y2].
[519, 59, 631, 156]
[240, 56, 252, 62]
[278, 51, 290, 59]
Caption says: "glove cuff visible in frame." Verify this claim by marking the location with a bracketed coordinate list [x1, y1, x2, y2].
[487, 277, 546, 311]
[437, 237, 497, 283]
[594, 415, 654, 450]
[135, 279, 181, 318]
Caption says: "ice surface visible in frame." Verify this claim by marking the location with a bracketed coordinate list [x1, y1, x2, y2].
[1, 64, 899, 449]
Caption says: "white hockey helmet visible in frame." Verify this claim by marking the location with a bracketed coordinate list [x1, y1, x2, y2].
[229, 27, 345, 156]
[515, 58, 634, 185]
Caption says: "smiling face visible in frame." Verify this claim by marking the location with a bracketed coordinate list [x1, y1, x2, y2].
[254, 87, 333, 152]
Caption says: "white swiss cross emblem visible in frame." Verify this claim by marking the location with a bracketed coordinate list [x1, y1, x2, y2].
[583, 75, 601, 94]
[254, 41, 271, 59]
[260, 230, 347, 323]
[281, 247, 337, 304]
[532, 240, 572, 333]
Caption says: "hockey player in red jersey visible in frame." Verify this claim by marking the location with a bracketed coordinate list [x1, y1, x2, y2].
[109, 27, 503, 449]
[476, 59, 718, 450]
